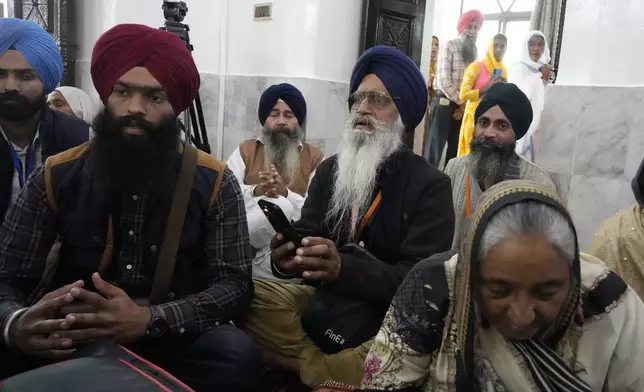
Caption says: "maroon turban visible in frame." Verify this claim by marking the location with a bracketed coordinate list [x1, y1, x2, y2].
[457, 10, 484, 33]
[90, 24, 200, 115]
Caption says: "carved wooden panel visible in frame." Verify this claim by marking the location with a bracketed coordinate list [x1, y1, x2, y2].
[375, 11, 413, 54]
[12, 0, 72, 86]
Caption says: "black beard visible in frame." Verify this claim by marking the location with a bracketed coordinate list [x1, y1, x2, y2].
[469, 139, 515, 190]
[85, 108, 181, 200]
[461, 36, 478, 64]
[0, 91, 46, 122]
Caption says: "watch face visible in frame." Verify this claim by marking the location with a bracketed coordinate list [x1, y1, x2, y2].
[148, 317, 169, 338]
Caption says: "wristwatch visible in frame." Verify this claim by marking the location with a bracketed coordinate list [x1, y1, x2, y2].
[146, 306, 169, 338]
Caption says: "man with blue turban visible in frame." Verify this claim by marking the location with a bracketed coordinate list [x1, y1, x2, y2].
[227, 83, 324, 282]
[0, 18, 89, 224]
[244, 46, 455, 388]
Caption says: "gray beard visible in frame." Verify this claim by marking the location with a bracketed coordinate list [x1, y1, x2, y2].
[461, 36, 478, 64]
[261, 126, 302, 187]
[469, 142, 514, 190]
[325, 114, 405, 241]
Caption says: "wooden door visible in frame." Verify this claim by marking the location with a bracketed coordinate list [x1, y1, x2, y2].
[361, 0, 427, 66]
[361, 0, 427, 148]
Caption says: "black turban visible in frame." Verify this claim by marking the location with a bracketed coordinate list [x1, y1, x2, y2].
[258, 83, 306, 126]
[475, 82, 533, 140]
[350, 46, 428, 132]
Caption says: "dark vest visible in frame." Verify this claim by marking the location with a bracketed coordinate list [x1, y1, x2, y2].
[239, 140, 323, 196]
[43, 143, 227, 300]
[0, 108, 89, 226]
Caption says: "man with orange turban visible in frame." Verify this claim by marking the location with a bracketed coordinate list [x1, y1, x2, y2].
[425, 9, 484, 167]
[0, 24, 259, 391]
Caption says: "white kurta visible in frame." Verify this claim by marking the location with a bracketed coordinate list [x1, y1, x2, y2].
[226, 144, 314, 283]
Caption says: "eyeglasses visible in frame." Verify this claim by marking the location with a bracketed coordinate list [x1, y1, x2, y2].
[347, 91, 397, 110]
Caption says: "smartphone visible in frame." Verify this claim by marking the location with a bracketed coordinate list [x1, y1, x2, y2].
[492, 68, 503, 79]
[257, 199, 303, 248]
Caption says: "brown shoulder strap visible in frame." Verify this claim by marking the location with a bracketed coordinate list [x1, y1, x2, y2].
[149, 144, 198, 304]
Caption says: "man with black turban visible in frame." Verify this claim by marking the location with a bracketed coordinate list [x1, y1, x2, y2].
[244, 45, 454, 387]
[0, 24, 259, 391]
[445, 82, 555, 248]
[227, 83, 324, 282]
[0, 18, 89, 225]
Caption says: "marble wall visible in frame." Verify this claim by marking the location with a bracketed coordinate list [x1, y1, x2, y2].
[74, 60, 350, 161]
[536, 85, 644, 249]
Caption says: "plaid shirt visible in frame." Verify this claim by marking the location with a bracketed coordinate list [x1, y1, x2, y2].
[0, 164, 254, 336]
[434, 37, 468, 104]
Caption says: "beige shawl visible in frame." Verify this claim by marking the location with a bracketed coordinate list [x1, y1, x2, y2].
[587, 205, 644, 300]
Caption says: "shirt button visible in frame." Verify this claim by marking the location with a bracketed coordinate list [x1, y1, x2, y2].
[126, 264, 133, 270]
[132, 195, 139, 201]
[150, 245, 158, 252]
[167, 292, 175, 300]
[128, 230, 134, 236]
[179, 328, 185, 334]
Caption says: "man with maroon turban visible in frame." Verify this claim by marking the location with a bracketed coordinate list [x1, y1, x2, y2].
[425, 9, 484, 167]
[0, 24, 259, 391]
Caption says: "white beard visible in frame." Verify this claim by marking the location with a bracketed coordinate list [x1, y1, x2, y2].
[326, 113, 405, 240]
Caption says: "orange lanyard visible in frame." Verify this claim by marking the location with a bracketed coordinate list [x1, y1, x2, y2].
[350, 191, 382, 242]
[465, 173, 471, 218]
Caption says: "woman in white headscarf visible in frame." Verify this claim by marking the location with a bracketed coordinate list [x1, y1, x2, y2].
[509, 31, 552, 162]
[47, 86, 98, 125]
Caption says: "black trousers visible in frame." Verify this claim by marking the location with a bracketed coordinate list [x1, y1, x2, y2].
[424, 93, 462, 167]
[0, 324, 261, 392]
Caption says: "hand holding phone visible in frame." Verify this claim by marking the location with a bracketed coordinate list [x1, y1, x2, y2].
[492, 68, 503, 79]
[258, 199, 302, 248]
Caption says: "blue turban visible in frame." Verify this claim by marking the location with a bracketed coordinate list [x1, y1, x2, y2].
[258, 83, 307, 126]
[0, 18, 63, 94]
[350, 46, 428, 132]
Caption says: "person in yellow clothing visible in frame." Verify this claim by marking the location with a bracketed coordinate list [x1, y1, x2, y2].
[457, 33, 507, 156]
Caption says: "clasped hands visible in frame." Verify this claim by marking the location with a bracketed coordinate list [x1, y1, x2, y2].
[253, 165, 288, 198]
[270, 233, 341, 282]
[9, 273, 151, 359]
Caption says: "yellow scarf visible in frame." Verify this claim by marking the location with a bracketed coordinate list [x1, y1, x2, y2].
[481, 38, 508, 79]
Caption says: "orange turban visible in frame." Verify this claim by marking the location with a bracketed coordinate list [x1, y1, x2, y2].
[457, 10, 484, 33]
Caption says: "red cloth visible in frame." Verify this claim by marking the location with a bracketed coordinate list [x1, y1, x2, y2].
[457, 10, 484, 33]
[90, 24, 200, 115]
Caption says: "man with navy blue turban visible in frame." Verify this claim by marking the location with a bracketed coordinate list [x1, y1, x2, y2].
[227, 83, 323, 282]
[244, 46, 455, 388]
[0, 18, 88, 224]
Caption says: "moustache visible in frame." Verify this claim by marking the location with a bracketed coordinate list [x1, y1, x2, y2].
[351, 115, 378, 129]
[0, 91, 31, 106]
[471, 138, 514, 154]
[116, 115, 157, 135]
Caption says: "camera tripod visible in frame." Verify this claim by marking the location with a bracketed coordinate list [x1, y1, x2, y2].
[160, 0, 211, 154]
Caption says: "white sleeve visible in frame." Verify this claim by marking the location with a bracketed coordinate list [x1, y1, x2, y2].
[604, 288, 644, 391]
[246, 196, 296, 250]
[226, 146, 256, 204]
[284, 169, 316, 222]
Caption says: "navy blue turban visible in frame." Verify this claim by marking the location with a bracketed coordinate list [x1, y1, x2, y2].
[0, 18, 63, 94]
[475, 82, 533, 141]
[349, 45, 428, 132]
[258, 83, 307, 126]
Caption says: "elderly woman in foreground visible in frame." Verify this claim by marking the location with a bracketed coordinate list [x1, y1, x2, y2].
[317, 180, 644, 392]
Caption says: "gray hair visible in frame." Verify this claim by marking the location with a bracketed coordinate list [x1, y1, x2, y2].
[478, 201, 576, 264]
